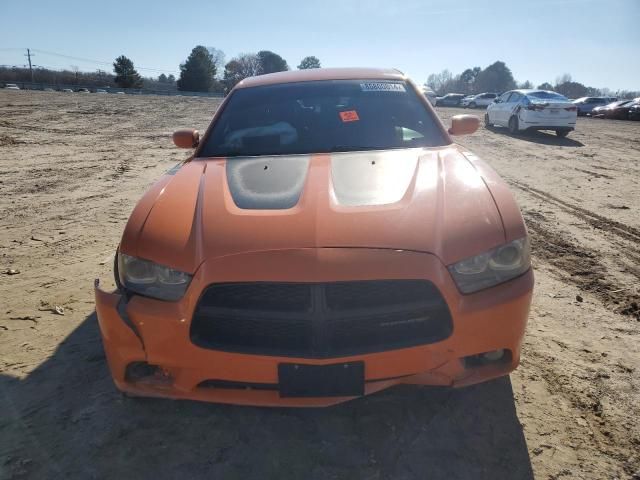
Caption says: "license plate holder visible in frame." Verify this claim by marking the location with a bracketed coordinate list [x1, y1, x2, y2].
[278, 362, 365, 398]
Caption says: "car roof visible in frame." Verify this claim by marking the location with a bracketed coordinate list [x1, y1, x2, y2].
[236, 67, 405, 89]
[511, 89, 554, 95]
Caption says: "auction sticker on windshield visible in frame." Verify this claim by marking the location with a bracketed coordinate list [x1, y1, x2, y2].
[360, 82, 406, 92]
[339, 110, 360, 122]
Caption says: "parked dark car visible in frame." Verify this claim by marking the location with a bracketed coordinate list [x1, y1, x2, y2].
[592, 100, 636, 119]
[607, 99, 640, 119]
[436, 93, 466, 107]
[572, 97, 617, 116]
[628, 103, 640, 121]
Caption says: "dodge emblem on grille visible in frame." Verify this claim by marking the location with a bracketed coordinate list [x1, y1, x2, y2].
[379, 316, 430, 328]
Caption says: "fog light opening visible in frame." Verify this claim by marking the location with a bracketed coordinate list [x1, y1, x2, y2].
[125, 361, 172, 385]
[483, 349, 505, 362]
[463, 349, 511, 369]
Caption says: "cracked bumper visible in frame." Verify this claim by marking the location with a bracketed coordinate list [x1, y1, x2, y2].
[95, 249, 533, 407]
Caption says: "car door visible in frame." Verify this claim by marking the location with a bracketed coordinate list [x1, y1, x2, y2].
[503, 92, 523, 123]
[587, 98, 603, 113]
[492, 92, 513, 125]
[487, 94, 503, 124]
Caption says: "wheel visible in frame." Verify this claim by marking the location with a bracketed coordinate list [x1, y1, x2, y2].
[556, 129, 570, 138]
[469, 102, 477, 108]
[508, 116, 519, 134]
[484, 113, 492, 128]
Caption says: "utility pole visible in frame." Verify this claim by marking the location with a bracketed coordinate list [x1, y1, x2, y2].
[25, 48, 35, 82]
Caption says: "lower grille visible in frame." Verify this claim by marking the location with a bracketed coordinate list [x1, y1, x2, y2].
[190, 280, 452, 358]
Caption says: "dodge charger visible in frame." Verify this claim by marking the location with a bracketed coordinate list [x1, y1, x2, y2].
[95, 68, 534, 406]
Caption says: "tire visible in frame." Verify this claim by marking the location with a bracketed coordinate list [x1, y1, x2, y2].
[556, 129, 570, 138]
[484, 113, 492, 128]
[469, 102, 477, 108]
[508, 116, 519, 134]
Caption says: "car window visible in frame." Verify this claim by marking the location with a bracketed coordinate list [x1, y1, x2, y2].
[199, 80, 448, 157]
[498, 92, 512, 102]
[527, 91, 569, 101]
[508, 92, 522, 103]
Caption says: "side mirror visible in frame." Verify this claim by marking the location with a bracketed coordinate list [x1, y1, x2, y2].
[493, 98, 501, 103]
[448, 115, 480, 136]
[173, 129, 200, 148]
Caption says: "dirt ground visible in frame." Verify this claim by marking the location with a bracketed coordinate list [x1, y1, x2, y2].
[1, 91, 638, 480]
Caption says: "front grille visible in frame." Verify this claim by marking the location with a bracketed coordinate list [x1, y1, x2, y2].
[190, 280, 453, 358]
[198, 283, 312, 312]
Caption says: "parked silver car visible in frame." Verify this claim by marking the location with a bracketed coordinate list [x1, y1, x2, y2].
[572, 97, 617, 116]
[462, 93, 498, 108]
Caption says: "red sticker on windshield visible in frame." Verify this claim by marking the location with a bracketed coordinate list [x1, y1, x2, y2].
[339, 110, 360, 122]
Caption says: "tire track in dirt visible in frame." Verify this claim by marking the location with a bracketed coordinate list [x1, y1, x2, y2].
[1, 121, 172, 140]
[510, 180, 640, 246]
[523, 212, 640, 320]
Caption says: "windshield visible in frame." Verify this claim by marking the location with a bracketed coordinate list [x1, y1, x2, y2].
[526, 91, 569, 101]
[199, 80, 447, 157]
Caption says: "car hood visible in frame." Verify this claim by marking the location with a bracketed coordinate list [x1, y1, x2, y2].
[120, 146, 519, 273]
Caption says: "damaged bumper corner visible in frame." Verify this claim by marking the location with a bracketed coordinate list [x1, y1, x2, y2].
[94, 280, 146, 391]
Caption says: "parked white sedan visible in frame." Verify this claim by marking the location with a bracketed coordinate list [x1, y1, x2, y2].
[462, 92, 498, 108]
[485, 89, 577, 137]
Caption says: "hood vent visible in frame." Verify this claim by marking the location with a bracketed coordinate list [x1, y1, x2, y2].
[226, 156, 310, 209]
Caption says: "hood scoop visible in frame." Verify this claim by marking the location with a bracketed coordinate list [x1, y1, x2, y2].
[330, 150, 419, 206]
[226, 156, 310, 209]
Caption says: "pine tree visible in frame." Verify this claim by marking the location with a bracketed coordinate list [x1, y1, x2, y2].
[177, 46, 217, 92]
[113, 56, 143, 89]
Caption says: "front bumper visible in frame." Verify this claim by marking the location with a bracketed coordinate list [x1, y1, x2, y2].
[95, 248, 533, 406]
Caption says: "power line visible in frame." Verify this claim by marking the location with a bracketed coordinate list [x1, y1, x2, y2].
[30, 48, 179, 74]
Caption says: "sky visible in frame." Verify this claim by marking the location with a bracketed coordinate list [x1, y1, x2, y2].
[1, 0, 638, 91]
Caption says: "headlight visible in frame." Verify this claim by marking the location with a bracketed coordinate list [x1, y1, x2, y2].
[117, 253, 192, 301]
[448, 237, 530, 294]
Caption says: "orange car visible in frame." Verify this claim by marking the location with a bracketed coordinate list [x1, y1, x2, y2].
[95, 68, 533, 406]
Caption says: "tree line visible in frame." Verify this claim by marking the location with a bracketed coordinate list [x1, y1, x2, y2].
[2, 50, 637, 99]
[0, 47, 320, 93]
[114, 47, 320, 93]
[425, 61, 639, 99]
[0, 62, 175, 91]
